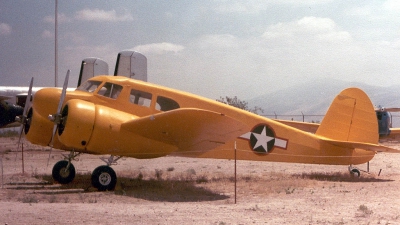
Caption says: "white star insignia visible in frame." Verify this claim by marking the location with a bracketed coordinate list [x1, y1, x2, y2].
[240, 125, 288, 152]
[252, 126, 274, 150]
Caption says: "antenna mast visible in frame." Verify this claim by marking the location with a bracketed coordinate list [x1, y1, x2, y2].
[55, 0, 58, 87]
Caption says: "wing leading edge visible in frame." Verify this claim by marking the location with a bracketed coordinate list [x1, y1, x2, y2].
[120, 108, 247, 155]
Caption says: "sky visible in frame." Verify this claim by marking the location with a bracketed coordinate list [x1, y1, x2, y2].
[1, 0, 400, 100]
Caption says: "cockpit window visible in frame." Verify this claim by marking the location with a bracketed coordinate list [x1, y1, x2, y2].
[77, 80, 102, 93]
[156, 96, 180, 111]
[97, 82, 123, 99]
[130, 89, 152, 107]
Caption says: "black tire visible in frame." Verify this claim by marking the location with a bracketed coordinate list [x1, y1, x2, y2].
[91, 165, 117, 191]
[52, 160, 76, 184]
[350, 168, 360, 177]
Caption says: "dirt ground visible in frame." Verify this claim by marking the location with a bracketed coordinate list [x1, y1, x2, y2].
[1, 137, 400, 224]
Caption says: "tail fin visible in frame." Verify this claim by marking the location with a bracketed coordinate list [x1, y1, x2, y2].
[114, 51, 147, 81]
[315, 88, 378, 144]
[77, 58, 109, 87]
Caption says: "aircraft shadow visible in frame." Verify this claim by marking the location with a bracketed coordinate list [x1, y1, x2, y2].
[295, 172, 394, 183]
[31, 174, 229, 202]
[116, 176, 229, 202]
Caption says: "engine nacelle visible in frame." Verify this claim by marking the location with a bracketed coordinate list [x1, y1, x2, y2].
[57, 99, 95, 150]
[25, 88, 61, 147]
[57, 99, 174, 158]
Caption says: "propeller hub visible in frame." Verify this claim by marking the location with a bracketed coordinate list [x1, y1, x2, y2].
[48, 113, 62, 124]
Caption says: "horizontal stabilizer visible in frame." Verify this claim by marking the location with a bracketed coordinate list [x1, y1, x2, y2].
[121, 108, 247, 153]
[321, 138, 400, 153]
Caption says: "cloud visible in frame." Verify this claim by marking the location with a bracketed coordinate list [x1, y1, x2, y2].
[43, 13, 72, 24]
[213, 0, 333, 14]
[383, 0, 400, 11]
[74, 9, 133, 22]
[133, 42, 185, 55]
[0, 23, 12, 36]
[262, 17, 352, 43]
[196, 34, 239, 49]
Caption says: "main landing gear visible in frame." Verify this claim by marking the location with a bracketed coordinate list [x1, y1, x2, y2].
[91, 155, 122, 191]
[52, 151, 80, 184]
[51, 152, 121, 191]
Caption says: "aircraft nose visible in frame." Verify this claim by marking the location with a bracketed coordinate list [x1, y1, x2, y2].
[25, 88, 63, 146]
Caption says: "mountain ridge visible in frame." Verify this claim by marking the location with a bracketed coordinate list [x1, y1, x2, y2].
[247, 78, 400, 123]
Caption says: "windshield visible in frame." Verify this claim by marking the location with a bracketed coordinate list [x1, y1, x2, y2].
[97, 82, 123, 99]
[77, 80, 102, 93]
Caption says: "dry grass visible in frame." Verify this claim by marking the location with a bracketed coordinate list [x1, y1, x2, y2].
[295, 171, 393, 182]
[2, 168, 322, 203]
[3, 164, 395, 205]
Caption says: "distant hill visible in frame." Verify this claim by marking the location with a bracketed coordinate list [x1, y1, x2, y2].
[247, 78, 400, 124]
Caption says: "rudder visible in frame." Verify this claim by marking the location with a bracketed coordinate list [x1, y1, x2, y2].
[315, 88, 378, 144]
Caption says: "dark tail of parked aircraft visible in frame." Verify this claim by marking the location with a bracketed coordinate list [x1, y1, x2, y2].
[0, 100, 23, 128]
[77, 58, 109, 87]
[114, 51, 147, 82]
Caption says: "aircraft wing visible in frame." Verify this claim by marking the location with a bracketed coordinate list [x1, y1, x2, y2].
[274, 119, 319, 133]
[377, 128, 400, 141]
[390, 128, 400, 135]
[120, 108, 247, 154]
[320, 138, 400, 153]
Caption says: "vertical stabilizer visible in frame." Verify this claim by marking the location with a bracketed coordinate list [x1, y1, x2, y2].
[114, 51, 147, 81]
[77, 58, 109, 87]
[316, 88, 378, 144]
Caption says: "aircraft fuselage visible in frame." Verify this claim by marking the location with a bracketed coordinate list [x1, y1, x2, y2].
[25, 76, 376, 165]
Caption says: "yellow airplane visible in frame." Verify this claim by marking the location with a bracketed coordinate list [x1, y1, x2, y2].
[18, 75, 400, 191]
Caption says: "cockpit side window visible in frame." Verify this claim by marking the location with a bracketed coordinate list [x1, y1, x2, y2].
[97, 82, 123, 99]
[77, 80, 102, 93]
[156, 96, 180, 111]
[130, 89, 152, 107]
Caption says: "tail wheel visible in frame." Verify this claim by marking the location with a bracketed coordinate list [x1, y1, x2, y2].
[350, 168, 360, 177]
[91, 165, 117, 191]
[52, 160, 76, 184]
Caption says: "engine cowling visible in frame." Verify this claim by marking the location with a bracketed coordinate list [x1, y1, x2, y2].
[57, 98, 173, 158]
[25, 88, 61, 147]
[57, 99, 95, 150]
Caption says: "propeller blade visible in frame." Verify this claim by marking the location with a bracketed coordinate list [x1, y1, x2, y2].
[57, 70, 70, 117]
[17, 77, 34, 149]
[49, 69, 70, 146]
[48, 70, 70, 166]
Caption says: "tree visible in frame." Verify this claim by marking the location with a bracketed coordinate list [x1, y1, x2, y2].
[217, 96, 264, 115]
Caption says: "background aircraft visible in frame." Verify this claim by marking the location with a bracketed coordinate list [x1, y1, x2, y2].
[375, 106, 400, 140]
[276, 106, 400, 141]
[17, 75, 400, 191]
[0, 51, 147, 128]
[0, 57, 107, 128]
